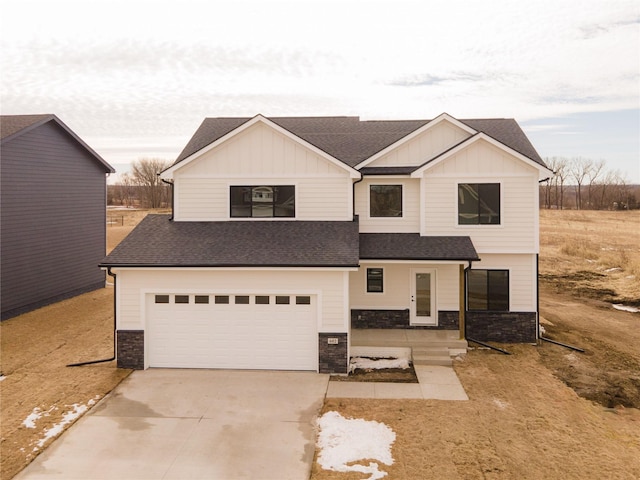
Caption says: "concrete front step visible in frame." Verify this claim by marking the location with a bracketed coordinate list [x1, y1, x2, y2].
[412, 347, 456, 366]
[412, 354, 453, 366]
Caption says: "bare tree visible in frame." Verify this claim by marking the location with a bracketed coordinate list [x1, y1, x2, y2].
[586, 159, 606, 209]
[543, 157, 569, 209]
[131, 158, 172, 208]
[569, 157, 592, 210]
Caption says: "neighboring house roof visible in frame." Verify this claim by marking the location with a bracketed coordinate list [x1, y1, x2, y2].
[0, 114, 115, 173]
[172, 114, 545, 169]
[359, 233, 480, 261]
[101, 215, 361, 267]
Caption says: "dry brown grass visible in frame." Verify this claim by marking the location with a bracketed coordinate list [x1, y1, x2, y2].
[539, 209, 640, 304]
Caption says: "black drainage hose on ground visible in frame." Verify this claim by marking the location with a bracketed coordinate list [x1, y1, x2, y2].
[467, 338, 511, 355]
[67, 268, 117, 367]
[540, 336, 585, 353]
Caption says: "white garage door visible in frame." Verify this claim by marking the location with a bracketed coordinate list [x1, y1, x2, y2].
[147, 293, 317, 370]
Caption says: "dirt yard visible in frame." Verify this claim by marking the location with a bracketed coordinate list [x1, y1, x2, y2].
[2, 208, 639, 479]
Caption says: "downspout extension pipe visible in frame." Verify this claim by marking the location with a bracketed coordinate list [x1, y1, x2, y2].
[352, 173, 364, 221]
[160, 177, 175, 221]
[67, 267, 117, 367]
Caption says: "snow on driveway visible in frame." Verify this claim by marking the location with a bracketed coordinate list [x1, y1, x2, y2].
[317, 411, 396, 480]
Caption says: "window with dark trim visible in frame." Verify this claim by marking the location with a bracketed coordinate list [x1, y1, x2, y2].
[230, 185, 295, 218]
[234, 295, 250, 304]
[195, 295, 209, 304]
[467, 269, 509, 311]
[255, 295, 270, 304]
[275, 296, 290, 304]
[155, 295, 169, 304]
[370, 185, 402, 217]
[175, 295, 189, 304]
[458, 183, 500, 224]
[366, 268, 384, 293]
[296, 296, 311, 305]
[215, 295, 230, 304]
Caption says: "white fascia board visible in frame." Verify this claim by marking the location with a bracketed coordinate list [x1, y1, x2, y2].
[410, 133, 554, 179]
[354, 113, 477, 170]
[161, 114, 360, 180]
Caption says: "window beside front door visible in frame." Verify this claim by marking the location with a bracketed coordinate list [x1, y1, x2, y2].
[370, 185, 402, 217]
[230, 185, 295, 218]
[366, 267, 384, 293]
[467, 269, 509, 311]
[458, 183, 500, 225]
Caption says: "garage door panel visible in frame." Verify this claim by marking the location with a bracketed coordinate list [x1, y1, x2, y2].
[148, 294, 317, 370]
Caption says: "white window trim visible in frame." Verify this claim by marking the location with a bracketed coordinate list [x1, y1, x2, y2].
[454, 180, 504, 229]
[365, 266, 385, 295]
[367, 183, 405, 220]
[227, 182, 298, 220]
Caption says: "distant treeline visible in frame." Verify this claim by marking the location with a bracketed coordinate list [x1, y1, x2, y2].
[540, 157, 638, 210]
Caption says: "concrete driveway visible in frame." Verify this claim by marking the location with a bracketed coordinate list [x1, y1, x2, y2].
[15, 369, 329, 480]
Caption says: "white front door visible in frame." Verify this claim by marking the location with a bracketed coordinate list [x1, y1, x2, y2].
[410, 269, 436, 325]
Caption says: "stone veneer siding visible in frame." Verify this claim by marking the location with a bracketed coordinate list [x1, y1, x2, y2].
[318, 333, 348, 374]
[465, 312, 537, 343]
[117, 330, 144, 369]
[351, 309, 459, 330]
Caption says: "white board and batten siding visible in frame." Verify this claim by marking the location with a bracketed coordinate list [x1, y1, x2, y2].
[172, 122, 353, 221]
[421, 139, 541, 254]
[366, 120, 471, 167]
[355, 178, 420, 233]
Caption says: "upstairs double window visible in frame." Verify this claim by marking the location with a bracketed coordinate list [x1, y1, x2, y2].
[230, 185, 295, 218]
[458, 183, 500, 225]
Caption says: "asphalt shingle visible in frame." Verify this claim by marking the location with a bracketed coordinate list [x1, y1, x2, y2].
[359, 233, 479, 261]
[102, 215, 361, 267]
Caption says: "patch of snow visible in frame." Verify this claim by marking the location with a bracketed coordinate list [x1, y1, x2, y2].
[0, 375, 6, 382]
[349, 356, 410, 373]
[612, 304, 639, 313]
[493, 399, 509, 410]
[317, 411, 395, 480]
[35, 403, 89, 449]
[22, 409, 43, 429]
[539, 325, 546, 335]
[604, 267, 622, 273]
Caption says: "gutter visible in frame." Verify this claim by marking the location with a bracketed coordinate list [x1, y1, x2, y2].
[67, 267, 117, 367]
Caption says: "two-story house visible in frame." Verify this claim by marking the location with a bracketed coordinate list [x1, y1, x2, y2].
[101, 113, 552, 373]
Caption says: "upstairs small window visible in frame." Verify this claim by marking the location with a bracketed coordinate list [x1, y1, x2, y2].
[370, 185, 402, 217]
[458, 183, 500, 225]
[230, 185, 295, 218]
[366, 268, 384, 293]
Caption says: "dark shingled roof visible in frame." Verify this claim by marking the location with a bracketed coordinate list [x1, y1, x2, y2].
[101, 215, 361, 267]
[0, 114, 53, 140]
[173, 115, 545, 169]
[359, 233, 479, 261]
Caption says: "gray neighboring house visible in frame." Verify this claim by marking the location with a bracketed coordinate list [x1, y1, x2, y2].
[1, 114, 115, 320]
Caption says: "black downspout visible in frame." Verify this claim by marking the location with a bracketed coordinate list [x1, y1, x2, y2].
[352, 173, 364, 220]
[161, 177, 174, 221]
[67, 267, 117, 367]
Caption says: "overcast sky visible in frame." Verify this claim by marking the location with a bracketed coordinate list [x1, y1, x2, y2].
[1, 0, 639, 181]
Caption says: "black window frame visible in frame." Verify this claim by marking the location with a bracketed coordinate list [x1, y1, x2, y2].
[366, 267, 384, 293]
[175, 295, 189, 304]
[458, 183, 501, 225]
[229, 185, 295, 218]
[467, 269, 510, 311]
[369, 184, 403, 218]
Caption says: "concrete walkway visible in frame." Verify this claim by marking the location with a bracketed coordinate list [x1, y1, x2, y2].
[326, 365, 469, 400]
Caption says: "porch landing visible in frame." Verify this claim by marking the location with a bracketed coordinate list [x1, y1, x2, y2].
[351, 329, 467, 366]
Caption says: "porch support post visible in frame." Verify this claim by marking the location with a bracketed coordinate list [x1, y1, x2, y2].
[459, 264, 465, 340]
